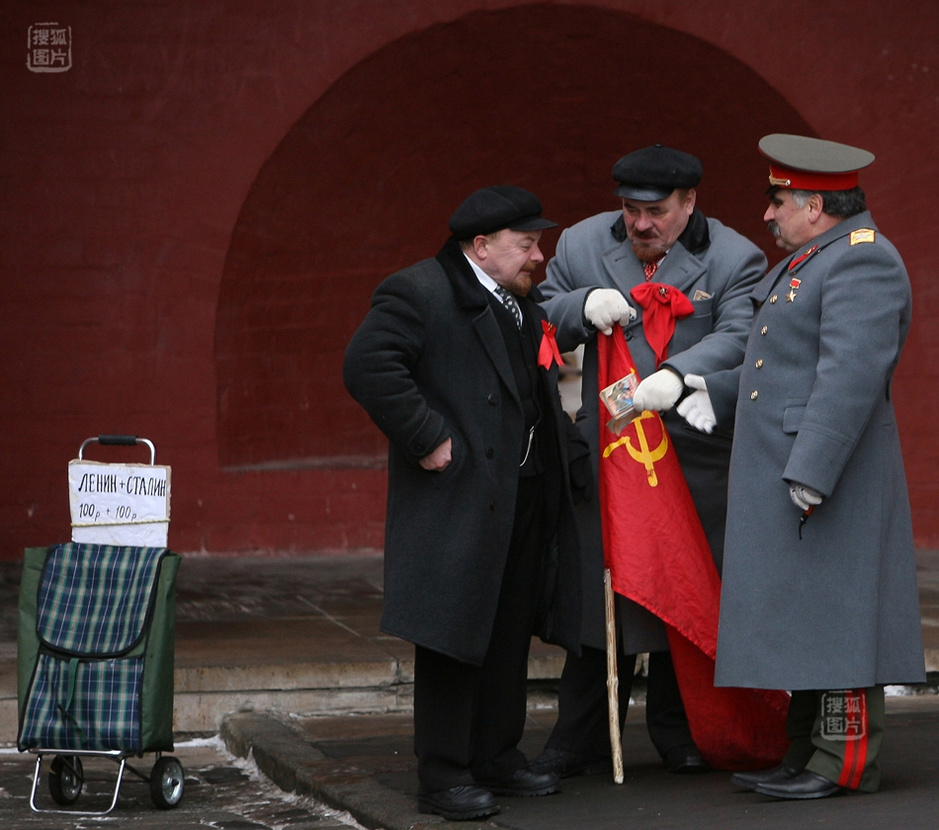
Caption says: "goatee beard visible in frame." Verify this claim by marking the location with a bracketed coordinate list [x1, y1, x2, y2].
[507, 269, 534, 297]
[631, 239, 665, 263]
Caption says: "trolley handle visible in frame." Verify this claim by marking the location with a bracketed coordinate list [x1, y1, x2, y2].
[78, 435, 156, 465]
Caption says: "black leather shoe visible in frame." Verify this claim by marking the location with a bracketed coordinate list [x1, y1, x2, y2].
[755, 770, 842, 800]
[474, 767, 560, 797]
[529, 747, 613, 778]
[417, 785, 500, 820]
[664, 746, 710, 774]
[731, 764, 800, 791]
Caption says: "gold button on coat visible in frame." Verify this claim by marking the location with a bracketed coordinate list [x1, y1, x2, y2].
[750, 390, 759, 400]
[761, 325, 769, 335]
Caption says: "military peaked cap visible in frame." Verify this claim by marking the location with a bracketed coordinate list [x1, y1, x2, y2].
[759, 133, 875, 191]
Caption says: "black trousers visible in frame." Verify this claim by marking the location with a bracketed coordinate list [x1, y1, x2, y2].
[413, 475, 547, 792]
[545, 644, 694, 760]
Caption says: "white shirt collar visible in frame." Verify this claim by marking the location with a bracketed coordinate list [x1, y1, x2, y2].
[463, 252, 500, 294]
[462, 253, 524, 324]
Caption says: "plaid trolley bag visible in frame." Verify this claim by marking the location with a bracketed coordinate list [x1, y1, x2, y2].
[18, 539, 183, 813]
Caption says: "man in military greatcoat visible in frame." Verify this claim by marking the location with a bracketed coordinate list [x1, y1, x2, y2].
[680, 134, 926, 798]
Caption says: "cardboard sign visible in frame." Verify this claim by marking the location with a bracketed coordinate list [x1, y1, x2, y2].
[68, 459, 171, 547]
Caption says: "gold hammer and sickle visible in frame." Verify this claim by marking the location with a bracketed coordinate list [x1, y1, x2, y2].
[602, 411, 668, 487]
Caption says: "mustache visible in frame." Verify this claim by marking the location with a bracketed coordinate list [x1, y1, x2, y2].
[767, 220, 781, 237]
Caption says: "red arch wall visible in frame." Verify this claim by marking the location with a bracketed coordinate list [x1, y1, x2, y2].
[215, 5, 812, 469]
[1, 1, 937, 557]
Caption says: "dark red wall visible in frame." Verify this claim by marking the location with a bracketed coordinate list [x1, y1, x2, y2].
[2, 1, 937, 558]
[215, 5, 812, 468]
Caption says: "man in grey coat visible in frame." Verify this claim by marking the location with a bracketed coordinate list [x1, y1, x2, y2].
[682, 134, 926, 798]
[343, 186, 589, 821]
[533, 146, 767, 776]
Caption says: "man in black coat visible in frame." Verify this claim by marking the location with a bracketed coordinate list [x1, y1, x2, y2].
[343, 186, 589, 821]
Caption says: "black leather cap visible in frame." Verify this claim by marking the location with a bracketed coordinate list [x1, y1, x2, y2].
[613, 145, 702, 201]
[449, 185, 557, 240]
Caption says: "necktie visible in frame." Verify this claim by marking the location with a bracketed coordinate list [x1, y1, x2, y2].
[495, 287, 522, 329]
[643, 257, 662, 281]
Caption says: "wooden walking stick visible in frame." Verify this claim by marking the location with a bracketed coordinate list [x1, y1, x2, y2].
[604, 567, 624, 783]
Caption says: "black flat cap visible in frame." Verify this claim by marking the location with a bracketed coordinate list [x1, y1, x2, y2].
[449, 185, 558, 240]
[613, 144, 702, 201]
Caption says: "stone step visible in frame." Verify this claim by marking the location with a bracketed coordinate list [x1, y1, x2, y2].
[0, 642, 567, 744]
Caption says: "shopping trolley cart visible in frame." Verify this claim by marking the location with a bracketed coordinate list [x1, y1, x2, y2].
[16, 435, 184, 815]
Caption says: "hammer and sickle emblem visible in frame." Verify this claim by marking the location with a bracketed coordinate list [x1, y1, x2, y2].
[602, 411, 669, 487]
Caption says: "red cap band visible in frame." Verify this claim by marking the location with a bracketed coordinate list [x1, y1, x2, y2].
[768, 163, 859, 191]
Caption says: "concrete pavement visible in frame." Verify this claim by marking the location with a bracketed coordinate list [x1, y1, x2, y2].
[223, 697, 939, 830]
[0, 736, 367, 829]
[1, 548, 938, 827]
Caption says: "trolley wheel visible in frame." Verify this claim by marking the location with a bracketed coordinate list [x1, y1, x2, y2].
[150, 755, 184, 809]
[48, 755, 84, 805]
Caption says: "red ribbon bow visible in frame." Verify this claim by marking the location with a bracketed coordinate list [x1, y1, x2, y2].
[629, 282, 695, 367]
[537, 320, 564, 370]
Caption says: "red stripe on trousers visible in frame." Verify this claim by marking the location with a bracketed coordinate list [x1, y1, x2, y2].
[836, 689, 868, 789]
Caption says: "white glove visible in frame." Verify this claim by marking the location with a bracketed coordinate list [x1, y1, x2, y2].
[789, 483, 823, 511]
[676, 374, 716, 433]
[632, 369, 684, 412]
[584, 288, 637, 335]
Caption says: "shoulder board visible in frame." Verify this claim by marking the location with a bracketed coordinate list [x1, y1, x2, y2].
[850, 229, 876, 245]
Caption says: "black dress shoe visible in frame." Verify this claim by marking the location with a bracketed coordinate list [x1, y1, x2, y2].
[731, 763, 800, 791]
[755, 770, 842, 800]
[474, 767, 560, 797]
[529, 747, 613, 778]
[664, 746, 710, 774]
[418, 785, 500, 820]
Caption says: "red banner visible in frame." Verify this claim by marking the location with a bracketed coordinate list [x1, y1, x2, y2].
[598, 325, 789, 770]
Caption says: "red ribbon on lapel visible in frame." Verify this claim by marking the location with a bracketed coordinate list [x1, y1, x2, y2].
[629, 282, 695, 367]
[788, 244, 818, 272]
[537, 320, 564, 370]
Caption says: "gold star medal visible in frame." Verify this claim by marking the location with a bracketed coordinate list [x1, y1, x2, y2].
[786, 277, 801, 303]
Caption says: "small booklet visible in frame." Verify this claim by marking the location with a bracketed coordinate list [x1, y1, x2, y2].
[599, 372, 640, 435]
